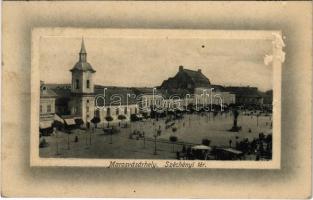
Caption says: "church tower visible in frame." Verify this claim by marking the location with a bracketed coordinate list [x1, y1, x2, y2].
[69, 38, 96, 124]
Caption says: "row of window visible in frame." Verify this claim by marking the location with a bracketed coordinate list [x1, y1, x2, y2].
[84, 106, 138, 116]
[106, 107, 137, 115]
[73, 106, 138, 116]
[239, 98, 259, 102]
[75, 79, 90, 89]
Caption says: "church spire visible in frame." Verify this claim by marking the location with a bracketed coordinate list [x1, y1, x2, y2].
[79, 38, 87, 62]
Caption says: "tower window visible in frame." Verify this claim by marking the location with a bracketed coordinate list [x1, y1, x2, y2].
[107, 107, 111, 116]
[47, 105, 51, 113]
[86, 80, 90, 88]
[86, 106, 89, 113]
[40, 105, 43, 113]
[116, 108, 119, 115]
[75, 79, 79, 89]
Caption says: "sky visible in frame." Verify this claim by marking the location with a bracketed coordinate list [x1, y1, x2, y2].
[39, 36, 273, 91]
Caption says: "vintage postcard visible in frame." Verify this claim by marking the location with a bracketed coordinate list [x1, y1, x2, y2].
[3, 1, 312, 198]
[30, 28, 283, 168]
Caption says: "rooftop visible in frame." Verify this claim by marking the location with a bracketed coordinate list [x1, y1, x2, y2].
[70, 62, 96, 73]
[182, 67, 211, 87]
[70, 39, 96, 73]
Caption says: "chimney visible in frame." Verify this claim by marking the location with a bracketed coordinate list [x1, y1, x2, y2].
[179, 65, 184, 72]
[198, 69, 202, 73]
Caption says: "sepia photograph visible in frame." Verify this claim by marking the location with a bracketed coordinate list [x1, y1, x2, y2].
[2, 1, 311, 198]
[31, 29, 282, 168]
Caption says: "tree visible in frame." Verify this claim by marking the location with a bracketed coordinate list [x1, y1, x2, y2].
[105, 116, 113, 128]
[172, 127, 177, 133]
[118, 115, 127, 127]
[259, 132, 265, 140]
[202, 138, 211, 146]
[39, 138, 48, 148]
[213, 111, 218, 118]
[265, 134, 272, 144]
[91, 116, 100, 128]
[169, 136, 178, 152]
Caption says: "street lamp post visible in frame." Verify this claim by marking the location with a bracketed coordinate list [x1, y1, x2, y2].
[153, 134, 157, 155]
[67, 132, 70, 150]
[89, 127, 93, 145]
[54, 127, 60, 155]
[110, 128, 113, 144]
[143, 132, 146, 148]
[56, 137, 59, 155]
[85, 130, 88, 146]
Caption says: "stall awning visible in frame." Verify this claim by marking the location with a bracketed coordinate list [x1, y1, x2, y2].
[223, 148, 243, 155]
[64, 118, 76, 126]
[156, 110, 164, 114]
[192, 145, 212, 151]
[40, 121, 52, 129]
[136, 114, 143, 118]
[54, 114, 64, 124]
[74, 118, 84, 125]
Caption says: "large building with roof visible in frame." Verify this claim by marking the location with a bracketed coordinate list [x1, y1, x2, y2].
[39, 39, 269, 134]
[160, 65, 211, 92]
[224, 86, 264, 106]
[160, 65, 236, 108]
[39, 81, 57, 132]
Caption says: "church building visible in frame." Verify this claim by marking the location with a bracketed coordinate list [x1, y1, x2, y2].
[39, 39, 139, 134]
[68, 39, 96, 124]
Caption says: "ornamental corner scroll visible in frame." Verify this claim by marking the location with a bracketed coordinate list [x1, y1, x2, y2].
[264, 32, 286, 66]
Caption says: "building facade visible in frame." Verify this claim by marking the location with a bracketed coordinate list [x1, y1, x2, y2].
[94, 85, 140, 127]
[160, 65, 211, 92]
[224, 86, 264, 106]
[39, 81, 57, 132]
[39, 40, 268, 133]
[160, 66, 236, 109]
